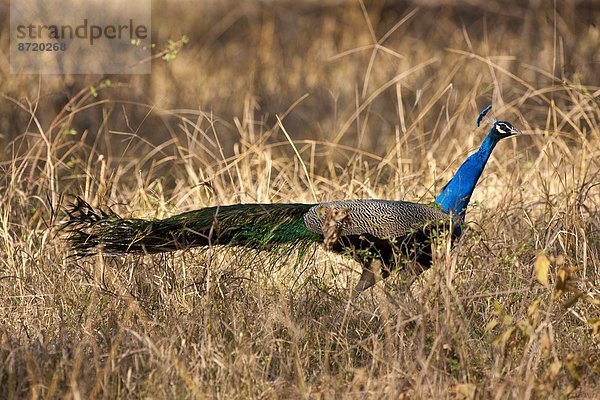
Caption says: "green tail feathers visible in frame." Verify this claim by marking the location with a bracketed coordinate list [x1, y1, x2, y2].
[65, 197, 321, 256]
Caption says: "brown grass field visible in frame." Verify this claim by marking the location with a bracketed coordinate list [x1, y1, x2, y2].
[1, 0, 599, 398]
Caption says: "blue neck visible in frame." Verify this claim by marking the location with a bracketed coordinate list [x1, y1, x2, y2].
[435, 129, 500, 218]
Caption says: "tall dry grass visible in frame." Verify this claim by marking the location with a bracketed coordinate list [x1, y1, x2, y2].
[0, 0, 599, 398]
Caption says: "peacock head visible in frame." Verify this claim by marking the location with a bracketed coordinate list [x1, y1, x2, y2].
[491, 121, 518, 139]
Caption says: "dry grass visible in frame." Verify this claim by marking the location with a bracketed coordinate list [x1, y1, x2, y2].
[1, 0, 599, 398]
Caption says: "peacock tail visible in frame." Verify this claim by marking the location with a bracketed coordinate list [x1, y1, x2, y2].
[65, 197, 321, 256]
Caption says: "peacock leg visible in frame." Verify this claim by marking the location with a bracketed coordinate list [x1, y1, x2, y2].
[353, 259, 384, 295]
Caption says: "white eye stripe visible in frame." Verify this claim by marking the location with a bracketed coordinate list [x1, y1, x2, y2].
[495, 123, 512, 134]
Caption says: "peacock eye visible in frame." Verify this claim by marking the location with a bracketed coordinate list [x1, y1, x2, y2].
[495, 123, 512, 135]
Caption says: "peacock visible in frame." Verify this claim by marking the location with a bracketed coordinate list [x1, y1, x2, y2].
[65, 107, 518, 294]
